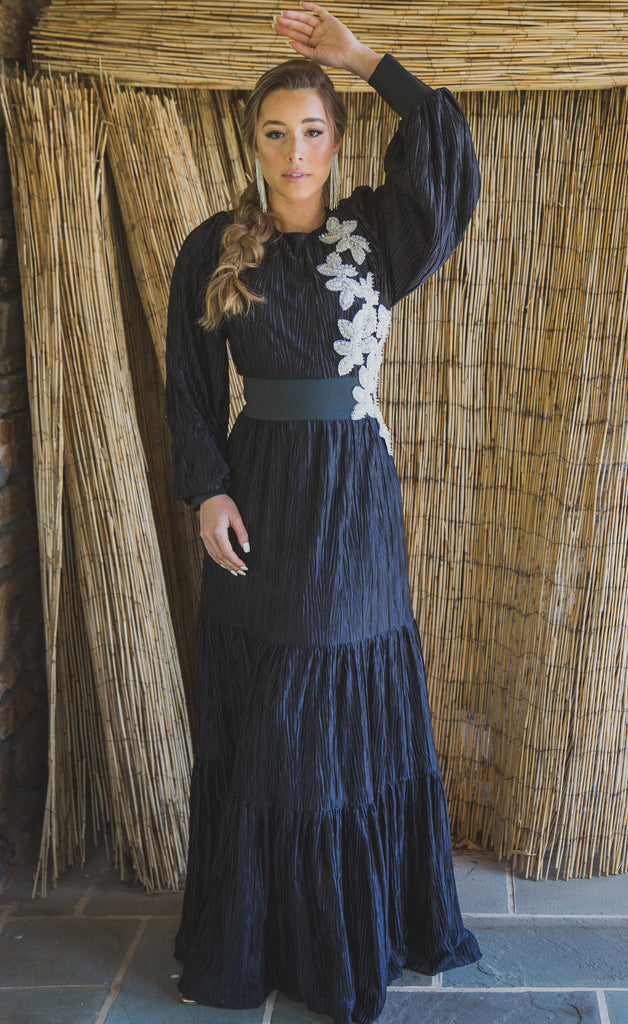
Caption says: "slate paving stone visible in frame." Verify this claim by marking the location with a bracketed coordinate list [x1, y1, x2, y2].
[84, 871, 184, 918]
[0, 846, 110, 916]
[377, 989, 602, 1023]
[105, 916, 268, 1024]
[606, 990, 628, 1024]
[272, 991, 335, 1022]
[80, 846, 183, 917]
[0, 843, 184, 919]
[274, 987, 602, 1024]
[381, 967, 433, 988]
[0, 987, 108, 1024]
[442, 917, 628, 989]
[2, 848, 626, 1024]
[514, 869, 628, 916]
[452, 850, 511, 914]
[0, 917, 140, 987]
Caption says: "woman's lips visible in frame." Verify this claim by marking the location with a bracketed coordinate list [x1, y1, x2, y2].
[283, 172, 310, 180]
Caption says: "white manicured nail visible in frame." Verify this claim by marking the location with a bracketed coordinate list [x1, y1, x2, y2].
[230, 570, 238, 576]
[242, 541, 250, 553]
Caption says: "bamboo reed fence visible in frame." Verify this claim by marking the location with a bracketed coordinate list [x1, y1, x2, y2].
[0, 71, 193, 894]
[385, 86, 628, 878]
[29, 1, 628, 91]
[103, 171, 201, 720]
[1, 46, 627, 886]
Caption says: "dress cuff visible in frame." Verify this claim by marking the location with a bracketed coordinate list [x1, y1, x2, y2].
[368, 53, 434, 119]
[191, 486, 226, 511]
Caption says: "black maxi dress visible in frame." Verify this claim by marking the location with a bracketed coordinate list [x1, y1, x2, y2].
[165, 53, 482, 1024]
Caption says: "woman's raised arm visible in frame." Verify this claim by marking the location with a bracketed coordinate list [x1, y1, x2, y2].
[273, 2, 381, 80]
[274, 4, 481, 306]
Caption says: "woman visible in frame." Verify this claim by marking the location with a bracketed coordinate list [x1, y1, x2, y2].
[165, 4, 482, 1022]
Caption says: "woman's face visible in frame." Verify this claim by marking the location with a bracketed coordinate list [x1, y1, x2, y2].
[254, 88, 339, 213]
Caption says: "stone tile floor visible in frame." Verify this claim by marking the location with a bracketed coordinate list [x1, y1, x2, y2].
[1, 843, 627, 1024]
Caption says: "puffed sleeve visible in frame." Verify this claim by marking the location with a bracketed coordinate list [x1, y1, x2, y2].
[346, 53, 481, 307]
[165, 212, 231, 512]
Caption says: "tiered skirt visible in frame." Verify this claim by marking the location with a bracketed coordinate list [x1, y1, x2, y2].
[174, 412, 481, 1024]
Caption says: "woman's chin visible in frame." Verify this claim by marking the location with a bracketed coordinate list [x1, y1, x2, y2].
[270, 183, 322, 206]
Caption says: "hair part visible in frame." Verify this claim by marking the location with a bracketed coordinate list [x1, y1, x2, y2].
[199, 59, 347, 331]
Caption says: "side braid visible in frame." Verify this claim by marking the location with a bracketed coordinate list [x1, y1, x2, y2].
[199, 58, 346, 329]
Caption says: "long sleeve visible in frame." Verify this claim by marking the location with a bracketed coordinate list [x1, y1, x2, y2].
[349, 54, 481, 307]
[165, 213, 232, 511]
[368, 52, 435, 118]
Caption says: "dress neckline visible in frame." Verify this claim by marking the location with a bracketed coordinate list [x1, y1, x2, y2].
[280, 210, 329, 238]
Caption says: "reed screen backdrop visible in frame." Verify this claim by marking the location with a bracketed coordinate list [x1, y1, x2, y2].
[1, 0, 627, 893]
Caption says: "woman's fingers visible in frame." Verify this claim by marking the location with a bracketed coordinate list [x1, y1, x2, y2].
[198, 495, 250, 575]
[284, 39, 316, 57]
[274, 12, 318, 44]
[212, 519, 247, 572]
[204, 527, 248, 574]
[299, 1, 330, 17]
[276, 9, 320, 27]
[273, 27, 317, 58]
[212, 529, 249, 575]
[272, 3, 358, 69]
[276, 23, 314, 45]
[229, 508, 250, 554]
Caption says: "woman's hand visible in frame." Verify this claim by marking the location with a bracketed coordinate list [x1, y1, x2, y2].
[199, 494, 250, 576]
[273, 3, 381, 80]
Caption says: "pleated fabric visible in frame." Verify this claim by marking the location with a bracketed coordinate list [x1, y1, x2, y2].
[166, 65, 483, 1024]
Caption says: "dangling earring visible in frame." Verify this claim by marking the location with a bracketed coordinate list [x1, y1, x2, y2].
[255, 155, 268, 213]
[329, 152, 340, 210]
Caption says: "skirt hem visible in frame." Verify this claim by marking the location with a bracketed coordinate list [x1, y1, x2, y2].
[175, 928, 482, 1024]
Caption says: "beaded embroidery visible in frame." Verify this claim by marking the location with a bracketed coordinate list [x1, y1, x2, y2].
[317, 217, 393, 455]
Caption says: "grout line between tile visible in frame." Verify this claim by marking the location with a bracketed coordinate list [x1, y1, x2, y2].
[0, 984, 107, 991]
[9, 912, 180, 921]
[14, 909, 626, 928]
[74, 861, 114, 917]
[263, 988, 278, 1022]
[93, 918, 148, 1024]
[0, 903, 18, 931]
[597, 989, 611, 1024]
[387, 986, 628, 994]
[0, 855, 34, 896]
[14, 909, 624, 923]
[462, 912, 628, 920]
[507, 861, 516, 914]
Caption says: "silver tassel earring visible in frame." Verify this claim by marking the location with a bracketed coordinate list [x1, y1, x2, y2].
[329, 152, 340, 210]
[255, 156, 268, 213]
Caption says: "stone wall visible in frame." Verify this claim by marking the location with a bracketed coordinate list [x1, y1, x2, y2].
[0, 1, 48, 61]
[0, 0, 51, 876]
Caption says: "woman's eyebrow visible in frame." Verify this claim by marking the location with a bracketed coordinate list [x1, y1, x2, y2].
[261, 117, 327, 128]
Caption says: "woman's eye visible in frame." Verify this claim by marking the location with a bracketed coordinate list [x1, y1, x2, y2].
[263, 128, 323, 140]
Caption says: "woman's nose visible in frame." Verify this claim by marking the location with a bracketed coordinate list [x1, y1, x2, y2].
[287, 136, 303, 161]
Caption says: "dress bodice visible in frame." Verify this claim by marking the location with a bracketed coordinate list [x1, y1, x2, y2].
[165, 55, 481, 507]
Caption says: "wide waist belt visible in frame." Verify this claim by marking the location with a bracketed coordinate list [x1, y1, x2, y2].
[242, 375, 356, 420]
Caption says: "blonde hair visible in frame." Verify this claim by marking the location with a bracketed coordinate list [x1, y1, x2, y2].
[199, 59, 347, 329]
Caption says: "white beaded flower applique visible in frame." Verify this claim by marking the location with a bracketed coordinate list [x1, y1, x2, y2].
[317, 217, 393, 455]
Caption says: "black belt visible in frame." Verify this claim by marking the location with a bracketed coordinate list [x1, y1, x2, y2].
[242, 375, 356, 420]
